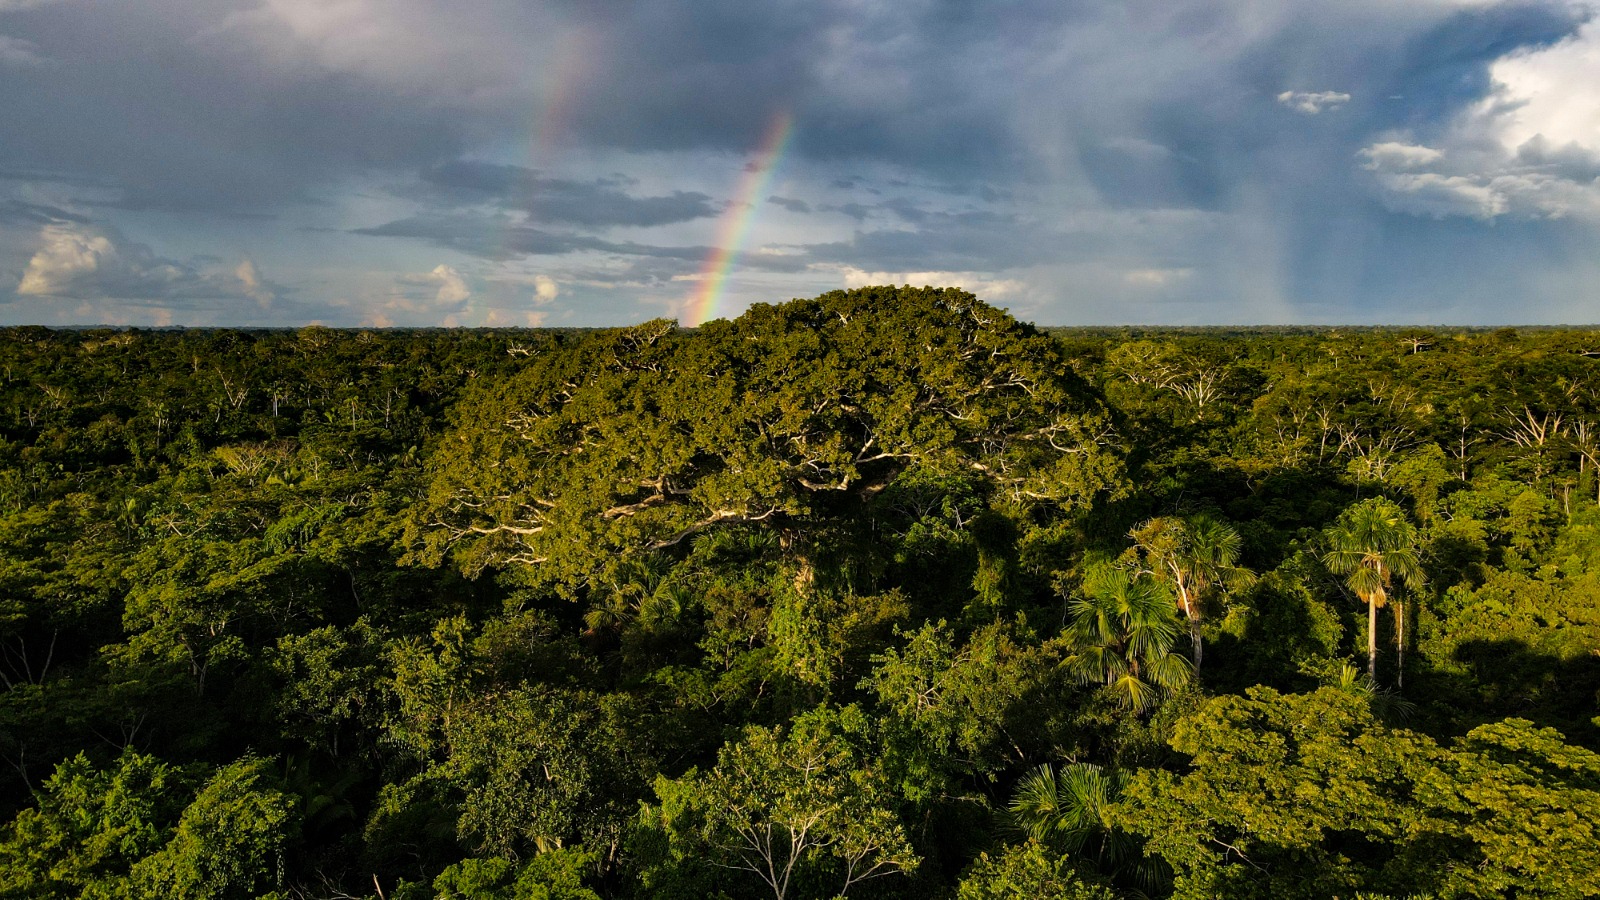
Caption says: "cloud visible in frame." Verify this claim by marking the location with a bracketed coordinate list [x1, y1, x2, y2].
[1364, 168, 1510, 219]
[1360, 17, 1600, 223]
[352, 211, 810, 271]
[1361, 141, 1447, 170]
[234, 259, 276, 308]
[534, 274, 558, 302]
[15, 224, 285, 303]
[0, 34, 45, 66]
[0, 0, 470, 214]
[1277, 90, 1352, 114]
[839, 267, 1029, 300]
[2, 0, 1598, 326]
[420, 161, 720, 228]
[393, 262, 467, 304]
[1484, 16, 1600, 152]
[0, 199, 86, 226]
[374, 264, 474, 325]
[1123, 267, 1195, 287]
[429, 264, 469, 304]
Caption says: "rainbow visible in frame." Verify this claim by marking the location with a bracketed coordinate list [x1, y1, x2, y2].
[684, 111, 795, 326]
[478, 30, 595, 325]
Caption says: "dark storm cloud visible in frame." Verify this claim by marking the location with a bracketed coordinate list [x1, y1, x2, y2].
[0, 199, 86, 226]
[4, 0, 1583, 219]
[1057, 2, 1587, 215]
[352, 213, 810, 271]
[1515, 137, 1600, 183]
[419, 161, 720, 228]
[0, 0, 469, 214]
[1, 0, 1597, 325]
[1376, 2, 1582, 125]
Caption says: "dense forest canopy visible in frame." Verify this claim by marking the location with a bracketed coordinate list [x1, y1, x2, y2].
[0, 287, 1595, 899]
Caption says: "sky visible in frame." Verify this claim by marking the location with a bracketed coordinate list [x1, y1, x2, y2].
[1, 0, 1599, 327]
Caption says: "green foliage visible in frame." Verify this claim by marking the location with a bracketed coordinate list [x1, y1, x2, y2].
[1062, 565, 1192, 712]
[865, 620, 1062, 788]
[1112, 686, 1600, 899]
[0, 752, 294, 900]
[1005, 761, 1167, 892]
[411, 287, 1122, 586]
[644, 704, 918, 900]
[1126, 512, 1253, 670]
[954, 840, 1117, 900]
[127, 756, 296, 900]
[1322, 498, 1425, 685]
[441, 687, 651, 857]
[5, 314, 1600, 897]
[432, 847, 602, 900]
[0, 750, 185, 898]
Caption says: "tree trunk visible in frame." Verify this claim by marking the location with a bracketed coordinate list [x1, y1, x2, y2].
[1177, 584, 1202, 672]
[779, 528, 816, 597]
[1394, 596, 1405, 692]
[1367, 594, 1378, 683]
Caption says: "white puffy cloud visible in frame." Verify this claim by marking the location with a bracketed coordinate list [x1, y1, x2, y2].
[1360, 142, 1446, 171]
[429, 264, 469, 304]
[533, 274, 558, 302]
[377, 264, 474, 324]
[1361, 140, 1600, 221]
[1484, 18, 1600, 153]
[838, 267, 1030, 300]
[1277, 90, 1351, 114]
[1364, 169, 1508, 219]
[16, 223, 280, 302]
[1365, 17, 1600, 222]
[393, 264, 470, 306]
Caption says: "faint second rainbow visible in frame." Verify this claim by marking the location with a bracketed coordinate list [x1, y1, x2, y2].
[683, 111, 795, 326]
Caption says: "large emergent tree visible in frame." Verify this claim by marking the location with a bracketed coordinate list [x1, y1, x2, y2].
[1321, 498, 1425, 687]
[410, 286, 1122, 588]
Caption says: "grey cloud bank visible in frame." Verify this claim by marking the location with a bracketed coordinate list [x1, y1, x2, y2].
[0, 0, 1598, 326]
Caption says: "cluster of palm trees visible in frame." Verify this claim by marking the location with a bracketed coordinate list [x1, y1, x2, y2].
[1062, 498, 1424, 711]
[1060, 512, 1253, 712]
[1320, 498, 1425, 688]
[1037, 498, 1425, 892]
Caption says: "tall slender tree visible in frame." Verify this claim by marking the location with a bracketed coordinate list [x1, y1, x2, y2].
[1128, 514, 1252, 671]
[1321, 498, 1425, 686]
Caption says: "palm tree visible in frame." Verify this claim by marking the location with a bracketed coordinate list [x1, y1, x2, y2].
[1009, 763, 1167, 893]
[1323, 662, 1416, 723]
[1062, 565, 1192, 712]
[1010, 762, 1123, 855]
[1321, 498, 1425, 687]
[1129, 514, 1254, 671]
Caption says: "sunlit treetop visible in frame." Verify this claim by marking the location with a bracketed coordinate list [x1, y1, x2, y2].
[409, 286, 1124, 586]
